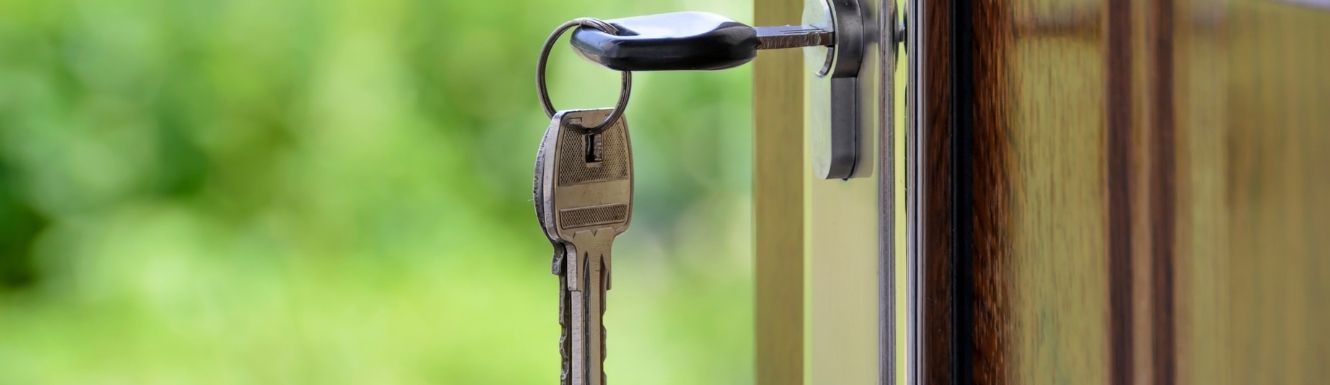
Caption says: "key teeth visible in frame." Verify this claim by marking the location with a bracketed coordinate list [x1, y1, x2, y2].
[559, 275, 572, 385]
[602, 275, 608, 385]
[602, 324, 608, 385]
[551, 250, 564, 275]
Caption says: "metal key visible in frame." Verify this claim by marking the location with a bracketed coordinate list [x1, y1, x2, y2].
[565, 7, 894, 179]
[534, 113, 578, 384]
[533, 114, 573, 384]
[569, 11, 834, 71]
[536, 108, 632, 385]
[534, 113, 568, 275]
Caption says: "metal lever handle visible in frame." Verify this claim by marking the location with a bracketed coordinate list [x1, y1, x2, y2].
[569, 12, 833, 71]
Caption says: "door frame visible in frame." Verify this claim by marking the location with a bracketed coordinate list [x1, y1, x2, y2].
[753, 0, 901, 383]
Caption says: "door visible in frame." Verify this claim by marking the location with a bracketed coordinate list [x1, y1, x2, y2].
[753, 0, 1330, 384]
[911, 0, 1330, 384]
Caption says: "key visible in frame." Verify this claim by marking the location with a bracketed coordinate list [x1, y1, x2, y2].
[569, 11, 834, 71]
[534, 112, 568, 275]
[563, 8, 893, 179]
[535, 108, 632, 385]
[535, 113, 581, 384]
[533, 114, 574, 384]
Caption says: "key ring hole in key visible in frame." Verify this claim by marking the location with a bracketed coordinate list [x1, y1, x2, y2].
[537, 17, 632, 133]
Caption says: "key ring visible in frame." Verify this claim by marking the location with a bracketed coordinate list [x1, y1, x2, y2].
[537, 17, 632, 133]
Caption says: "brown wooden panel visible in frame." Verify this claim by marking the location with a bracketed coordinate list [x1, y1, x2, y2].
[922, 0, 1114, 383]
[920, 0, 955, 382]
[920, 0, 1330, 384]
[1174, 1, 1330, 384]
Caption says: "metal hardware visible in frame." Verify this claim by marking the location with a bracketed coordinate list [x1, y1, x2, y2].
[537, 18, 632, 132]
[562, 4, 901, 180]
[905, 0, 923, 382]
[755, 25, 835, 49]
[569, 12, 836, 71]
[804, 0, 865, 180]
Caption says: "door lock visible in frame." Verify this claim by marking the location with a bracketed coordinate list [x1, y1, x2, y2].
[567, 0, 899, 179]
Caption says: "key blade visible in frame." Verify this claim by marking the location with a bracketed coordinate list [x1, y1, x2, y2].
[567, 241, 612, 385]
[559, 270, 573, 385]
[754, 25, 834, 50]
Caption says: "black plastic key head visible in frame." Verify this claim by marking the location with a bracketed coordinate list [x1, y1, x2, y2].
[570, 12, 759, 71]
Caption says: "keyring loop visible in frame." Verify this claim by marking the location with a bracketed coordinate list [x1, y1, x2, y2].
[536, 17, 631, 133]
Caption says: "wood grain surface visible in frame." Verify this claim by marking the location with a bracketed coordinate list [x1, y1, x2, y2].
[920, 0, 1330, 384]
[921, 0, 956, 383]
[1175, 2, 1330, 384]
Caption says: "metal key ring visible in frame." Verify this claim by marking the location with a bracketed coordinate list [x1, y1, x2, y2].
[537, 17, 631, 133]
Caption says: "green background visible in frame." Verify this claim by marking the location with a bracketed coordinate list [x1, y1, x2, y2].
[0, 0, 755, 383]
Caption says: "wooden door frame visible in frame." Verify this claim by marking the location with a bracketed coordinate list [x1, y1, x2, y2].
[753, 0, 806, 382]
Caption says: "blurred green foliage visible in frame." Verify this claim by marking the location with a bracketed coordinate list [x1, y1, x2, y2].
[0, 0, 754, 383]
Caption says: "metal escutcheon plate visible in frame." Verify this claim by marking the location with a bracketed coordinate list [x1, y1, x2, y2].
[804, 0, 867, 180]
